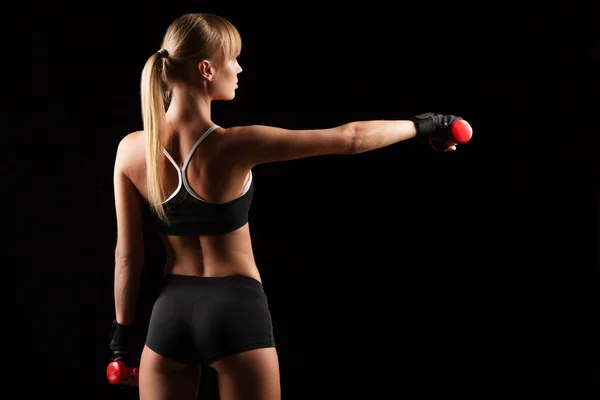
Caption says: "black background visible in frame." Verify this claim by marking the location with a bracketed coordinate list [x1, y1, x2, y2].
[15, 2, 599, 399]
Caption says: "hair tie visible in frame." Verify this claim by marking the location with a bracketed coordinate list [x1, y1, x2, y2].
[157, 48, 169, 59]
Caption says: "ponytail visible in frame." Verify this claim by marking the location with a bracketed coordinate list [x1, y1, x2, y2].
[140, 53, 168, 222]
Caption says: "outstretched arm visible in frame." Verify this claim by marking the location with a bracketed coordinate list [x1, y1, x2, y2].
[219, 114, 461, 168]
[112, 136, 145, 325]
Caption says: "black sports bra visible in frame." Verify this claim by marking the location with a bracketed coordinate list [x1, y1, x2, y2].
[152, 125, 254, 236]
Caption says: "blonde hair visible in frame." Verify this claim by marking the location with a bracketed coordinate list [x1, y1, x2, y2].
[140, 13, 242, 222]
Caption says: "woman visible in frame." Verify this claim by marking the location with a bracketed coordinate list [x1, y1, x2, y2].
[109, 12, 467, 400]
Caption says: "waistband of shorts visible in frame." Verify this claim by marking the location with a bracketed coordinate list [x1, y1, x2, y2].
[163, 273, 263, 288]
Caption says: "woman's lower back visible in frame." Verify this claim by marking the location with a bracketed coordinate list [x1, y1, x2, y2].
[160, 223, 262, 282]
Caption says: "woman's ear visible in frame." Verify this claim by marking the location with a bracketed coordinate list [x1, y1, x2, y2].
[197, 60, 214, 82]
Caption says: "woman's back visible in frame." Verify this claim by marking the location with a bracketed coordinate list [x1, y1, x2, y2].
[115, 124, 261, 281]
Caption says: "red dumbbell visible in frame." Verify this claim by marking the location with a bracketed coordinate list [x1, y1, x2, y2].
[430, 119, 473, 151]
[106, 360, 138, 385]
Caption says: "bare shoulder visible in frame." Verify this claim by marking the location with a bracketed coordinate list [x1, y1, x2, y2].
[114, 130, 146, 173]
[214, 125, 268, 146]
[116, 131, 146, 163]
[116, 130, 145, 154]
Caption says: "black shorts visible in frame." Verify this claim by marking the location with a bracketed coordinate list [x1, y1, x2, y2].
[145, 274, 276, 365]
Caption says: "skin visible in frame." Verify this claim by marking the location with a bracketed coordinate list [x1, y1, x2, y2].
[112, 52, 457, 399]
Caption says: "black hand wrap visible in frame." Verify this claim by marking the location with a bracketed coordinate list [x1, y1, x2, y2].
[109, 320, 140, 367]
[409, 112, 463, 150]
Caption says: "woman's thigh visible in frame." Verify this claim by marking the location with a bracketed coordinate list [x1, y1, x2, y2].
[210, 347, 280, 400]
[138, 345, 201, 400]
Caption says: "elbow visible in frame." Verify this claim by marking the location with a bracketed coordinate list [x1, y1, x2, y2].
[114, 255, 144, 280]
[345, 122, 371, 154]
[344, 122, 363, 154]
[114, 249, 144, 271]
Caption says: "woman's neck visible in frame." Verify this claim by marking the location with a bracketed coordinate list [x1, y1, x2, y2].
[166, 86, 213, 133]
